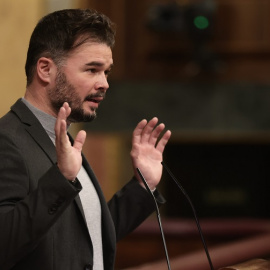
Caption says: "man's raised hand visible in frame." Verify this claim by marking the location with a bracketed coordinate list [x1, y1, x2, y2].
[130, 117, 171, 190]
[55, 102, 86, 181]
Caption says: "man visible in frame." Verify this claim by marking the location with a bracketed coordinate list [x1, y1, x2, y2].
[0, 9, 171, 270]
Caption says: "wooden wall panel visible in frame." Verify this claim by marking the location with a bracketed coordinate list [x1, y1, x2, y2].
[0, 0, 45, 117]
[213, 0, 270, 53]
[80, 0, 270, 83]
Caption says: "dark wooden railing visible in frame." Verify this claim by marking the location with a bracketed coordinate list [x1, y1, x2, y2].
[116, 218, 270, 270]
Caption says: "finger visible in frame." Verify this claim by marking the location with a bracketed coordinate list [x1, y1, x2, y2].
[140, 117, 159, 143]
[62, 102, 71, 118]
[55, 103, 71, 141]
[148, 123, 166, 146]
[55, 106, 66, 142]
[55, 119, 70, 156]
[132, 119, 147, 145]
[156, 130, 172, 153]
[73, 130, 86, 152]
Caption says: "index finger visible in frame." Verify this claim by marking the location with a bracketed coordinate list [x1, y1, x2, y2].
[132, 119, 147, 145]
[55, 103, 71, 140]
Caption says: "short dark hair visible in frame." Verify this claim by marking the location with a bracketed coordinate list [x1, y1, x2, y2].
[25, 9, 116, 86]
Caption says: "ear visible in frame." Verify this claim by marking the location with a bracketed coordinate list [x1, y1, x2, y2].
[36, 57, 56, 84]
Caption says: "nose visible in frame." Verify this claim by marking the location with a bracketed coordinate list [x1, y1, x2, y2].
[94, 73, 109, 92]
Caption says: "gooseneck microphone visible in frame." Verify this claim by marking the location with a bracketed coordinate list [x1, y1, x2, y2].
[136, 168, 172, 270]
[161, 161, 215, 270]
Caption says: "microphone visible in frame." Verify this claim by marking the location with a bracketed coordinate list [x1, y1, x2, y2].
[136, 168, 172, 270]
[161, 161, 215, 270]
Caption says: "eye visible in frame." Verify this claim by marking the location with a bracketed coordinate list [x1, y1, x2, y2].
[105, 69, 112, 77]
[87, 68, 97, 73]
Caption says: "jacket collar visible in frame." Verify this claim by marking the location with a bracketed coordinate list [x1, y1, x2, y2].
[11, 98, 57, 164]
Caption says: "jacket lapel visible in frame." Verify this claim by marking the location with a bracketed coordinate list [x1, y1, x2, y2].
[11, 99, 57, 163]
[11, 99, 87, 224]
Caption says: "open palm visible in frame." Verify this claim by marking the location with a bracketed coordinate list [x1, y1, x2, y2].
[131, 117, 171, 190]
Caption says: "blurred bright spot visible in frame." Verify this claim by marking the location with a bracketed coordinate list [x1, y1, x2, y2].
[194, 15, 209, 29]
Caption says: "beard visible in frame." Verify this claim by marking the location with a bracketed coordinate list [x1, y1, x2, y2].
[48, 69, 105, 123]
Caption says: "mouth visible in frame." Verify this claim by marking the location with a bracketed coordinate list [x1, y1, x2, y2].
[85, 95, 104, 109]
[85, 93, 105, 102]
[89, 97, 103, 103]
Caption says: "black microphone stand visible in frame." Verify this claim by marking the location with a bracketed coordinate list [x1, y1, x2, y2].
[162, 161, 215, 270]
[136, 168, 172, 270]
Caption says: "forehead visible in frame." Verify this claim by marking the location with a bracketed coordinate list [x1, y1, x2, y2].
[66, 42, 113, 66]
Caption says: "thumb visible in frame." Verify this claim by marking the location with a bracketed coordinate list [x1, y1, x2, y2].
[73, 130, 86, 152]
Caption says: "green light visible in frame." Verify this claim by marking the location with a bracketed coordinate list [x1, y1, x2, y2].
[194, 15, 209, 29]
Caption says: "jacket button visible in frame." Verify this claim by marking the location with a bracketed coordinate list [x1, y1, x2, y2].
[48, 203, 58, 214]
[48, 207, 56, 214]
[84, 263, 92, 270]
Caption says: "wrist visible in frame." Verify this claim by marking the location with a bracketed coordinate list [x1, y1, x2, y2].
[139, 181, 156, 193]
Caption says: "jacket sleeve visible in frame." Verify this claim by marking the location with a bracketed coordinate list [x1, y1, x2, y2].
[0, 133, 81, 269]
[107, 177, 166, 241]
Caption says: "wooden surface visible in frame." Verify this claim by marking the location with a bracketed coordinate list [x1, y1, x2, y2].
[123, 234, 270, 270]
[115, 219, 270, 270]
[219, 258, 270, 270]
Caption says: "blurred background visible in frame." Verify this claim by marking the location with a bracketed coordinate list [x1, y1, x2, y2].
[1, 0, 270, 269]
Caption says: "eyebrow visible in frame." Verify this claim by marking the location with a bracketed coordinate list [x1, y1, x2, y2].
[85, 61, 114, 69]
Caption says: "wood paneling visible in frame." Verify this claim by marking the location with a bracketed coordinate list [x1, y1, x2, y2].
[81, 0, 270, 83]
[0, 0, 45, 117]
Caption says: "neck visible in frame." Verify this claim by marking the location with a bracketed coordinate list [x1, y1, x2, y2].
[24, 86, 57, 118]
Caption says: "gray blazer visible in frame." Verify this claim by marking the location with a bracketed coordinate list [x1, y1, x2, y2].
[0, 99, 162, 270]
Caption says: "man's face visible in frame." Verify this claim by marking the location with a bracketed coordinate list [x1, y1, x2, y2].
[48, 42, 113, 123]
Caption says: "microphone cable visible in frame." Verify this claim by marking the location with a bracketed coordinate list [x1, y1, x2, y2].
[136, 168, 172, 270]
[161, 161, 215, 270]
